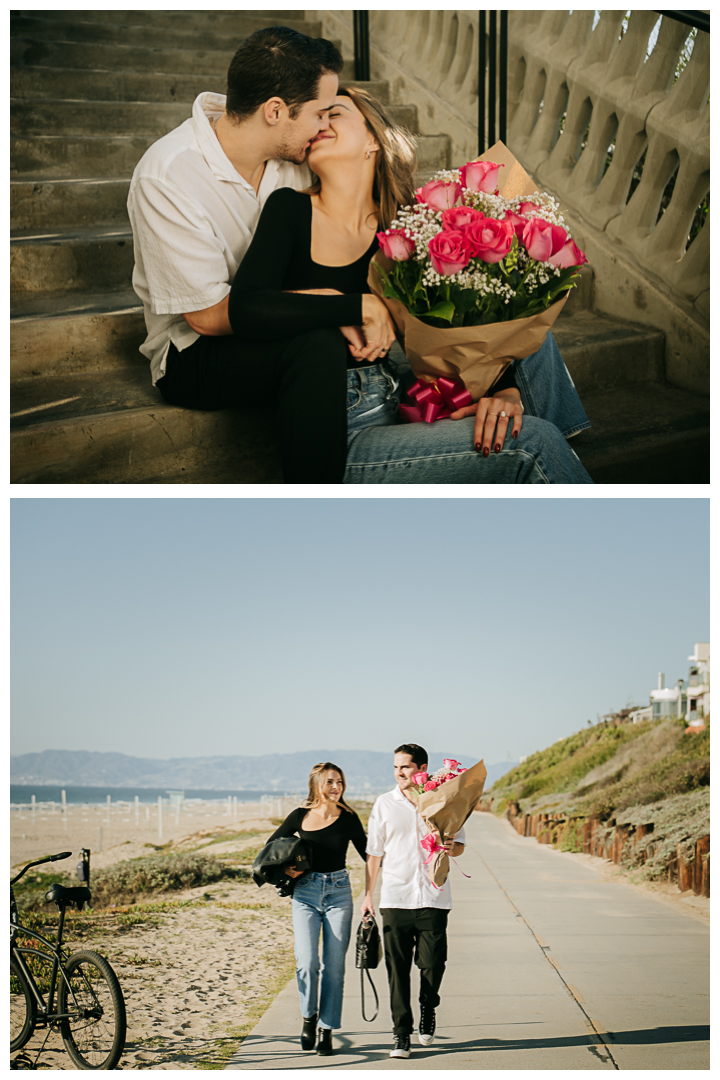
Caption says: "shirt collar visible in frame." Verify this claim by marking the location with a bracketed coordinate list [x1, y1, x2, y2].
[193, 91, 282, 192]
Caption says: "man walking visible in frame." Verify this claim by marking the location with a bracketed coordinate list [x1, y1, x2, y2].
[362, 743, 466, 1058]
[127, 25, 354, 483]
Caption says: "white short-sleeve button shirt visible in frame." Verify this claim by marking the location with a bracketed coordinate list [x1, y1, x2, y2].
[366, 787, 467, 911]
[127, 92, 312, 384]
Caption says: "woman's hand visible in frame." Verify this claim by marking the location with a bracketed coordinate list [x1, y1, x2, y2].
[450, 387, 524, 457]
[360, 294, 396, 363]
[339, 325, 368, 358]
[285, 864, 304, 879]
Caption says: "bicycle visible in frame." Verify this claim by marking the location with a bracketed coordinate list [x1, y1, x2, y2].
[10, 850, 127, 1070]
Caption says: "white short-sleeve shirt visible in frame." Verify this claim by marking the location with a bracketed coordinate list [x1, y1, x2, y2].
[366, 787, 467, 911]
[127, 92, 312, 384]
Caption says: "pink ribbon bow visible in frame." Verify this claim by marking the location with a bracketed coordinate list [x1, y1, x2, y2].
[420, 832, 447, 863]
[399, 376, 473, 424]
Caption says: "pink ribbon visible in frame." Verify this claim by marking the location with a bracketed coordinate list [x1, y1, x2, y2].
[420, 832, 472, 885]
[399, 376, 473, 424]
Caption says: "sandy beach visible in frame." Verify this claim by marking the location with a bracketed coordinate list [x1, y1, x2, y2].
[10, 800, 707, 1070]
[10, 798, 368, 1070]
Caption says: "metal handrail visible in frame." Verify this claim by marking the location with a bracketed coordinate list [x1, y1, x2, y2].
[654, 10, 710, 33]
[479, 10, 508, 154]
[353, 11, 370, 81]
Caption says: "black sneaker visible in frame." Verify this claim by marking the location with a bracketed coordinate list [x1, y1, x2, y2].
[390, 1034, 411, 1058]
[418, 1005, 436, 1046]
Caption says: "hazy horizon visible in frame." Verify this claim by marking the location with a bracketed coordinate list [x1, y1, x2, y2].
[11, 498, 709, 764]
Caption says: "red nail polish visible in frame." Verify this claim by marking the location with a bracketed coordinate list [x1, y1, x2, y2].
[483, 447, 489, 458]
[513, 430, 518, 439]
[495, 443, 501, 454]
[475, 442, 482, 453]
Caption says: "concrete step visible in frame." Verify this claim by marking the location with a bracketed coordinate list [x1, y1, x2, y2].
[10, 65, 392, 106]
[11, 37, 244, 76]
[11, 125, 442, 185]
[11, 178, 131, 232]
[27, 10, 311, 31]
[11, 227, 134, 298]
[10, 14, 324, 52]
[11, 98, 418, 140]
[11, 134, 157, 181]
[10, 366, 709, 485]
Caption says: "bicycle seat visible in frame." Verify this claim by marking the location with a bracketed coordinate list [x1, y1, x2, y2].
[44, 884, 92, 910]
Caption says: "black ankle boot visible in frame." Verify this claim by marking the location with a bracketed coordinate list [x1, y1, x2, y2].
[317, 1028, 333, 1056]
[301, 1014, 317, 1051]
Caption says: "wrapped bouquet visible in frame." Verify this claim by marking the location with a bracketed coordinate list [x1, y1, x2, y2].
[410, 758, 487, 886]
[369, 141, 588, 406]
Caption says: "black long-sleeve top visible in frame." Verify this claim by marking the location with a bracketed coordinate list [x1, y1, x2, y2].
[228, 185, 517, 391]
[228, 187, 375, 347]
[268, 806, 367, 873]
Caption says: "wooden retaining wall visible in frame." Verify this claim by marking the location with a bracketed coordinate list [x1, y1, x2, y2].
[477, 799, 709, 897]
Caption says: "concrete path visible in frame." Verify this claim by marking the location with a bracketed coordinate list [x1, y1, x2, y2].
[226, 813, 709, 1070]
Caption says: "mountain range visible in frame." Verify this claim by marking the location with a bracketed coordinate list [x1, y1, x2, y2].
[10, 749, 516, 794]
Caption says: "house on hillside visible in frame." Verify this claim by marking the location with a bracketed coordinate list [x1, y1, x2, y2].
[635, 642, 710, 726]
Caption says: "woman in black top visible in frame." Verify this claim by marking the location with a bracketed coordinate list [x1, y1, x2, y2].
[225, 86, 592, 484]
[268, 762, 366, 1056]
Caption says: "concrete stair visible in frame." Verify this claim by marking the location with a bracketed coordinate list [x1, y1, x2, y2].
[10, 9, 709, 485]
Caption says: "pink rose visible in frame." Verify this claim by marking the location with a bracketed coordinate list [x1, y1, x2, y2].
[464, 217, 514, 263]
[377, 228, 416, 261]
[427, 230, 470, 275]
[460, 160, 502, 194]
[548, 237, 588, 268]
[503, 210, 527, 240]
[519, 200, 542, 216]
[457, 768, 467, 773]
[412, 771, 430, 786]
[522, 217, 568, 262]
[443, 759, 460, 770]
[416, 179, 462, 211]
[424, 780, 440, 791]
[441, 206, 484, 232]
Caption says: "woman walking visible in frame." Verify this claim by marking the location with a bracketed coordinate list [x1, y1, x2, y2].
[267, 763, 366, 1056]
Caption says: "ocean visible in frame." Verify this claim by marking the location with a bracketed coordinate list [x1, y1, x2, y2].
[10, 785, 297, 806]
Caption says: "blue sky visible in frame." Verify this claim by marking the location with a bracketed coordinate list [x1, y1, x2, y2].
[11, 498, 709, 766]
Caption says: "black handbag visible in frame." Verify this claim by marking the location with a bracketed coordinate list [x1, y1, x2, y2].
[251, 836, 312, 897]
[355, 913, 383, 1022]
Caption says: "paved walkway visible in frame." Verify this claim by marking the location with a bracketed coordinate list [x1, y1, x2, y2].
[226, 812, 709, 1070]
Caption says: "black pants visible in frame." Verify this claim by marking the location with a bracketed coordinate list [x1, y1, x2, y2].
[156, 329, 349, 484]
[380, 907, 449, 1036]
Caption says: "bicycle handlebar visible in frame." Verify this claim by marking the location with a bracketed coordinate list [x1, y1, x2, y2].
[10, 851, 73, 886]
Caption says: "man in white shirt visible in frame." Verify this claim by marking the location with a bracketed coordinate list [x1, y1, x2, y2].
[363, 743, 466, 1058]
[127, 26, 351, 482]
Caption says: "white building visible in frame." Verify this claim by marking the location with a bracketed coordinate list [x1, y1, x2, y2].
[642, 642, 710, 726]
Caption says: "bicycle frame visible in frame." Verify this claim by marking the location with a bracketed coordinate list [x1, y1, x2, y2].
[11, 902, 95, 1025]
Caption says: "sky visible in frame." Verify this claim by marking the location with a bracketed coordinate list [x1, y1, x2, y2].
[11, 497, 709, 766]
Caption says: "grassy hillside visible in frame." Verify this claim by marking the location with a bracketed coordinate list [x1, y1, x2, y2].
[489, 718, 709, 881]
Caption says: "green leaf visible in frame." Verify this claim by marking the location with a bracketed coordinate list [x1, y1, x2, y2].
[424, 300, 455, 322]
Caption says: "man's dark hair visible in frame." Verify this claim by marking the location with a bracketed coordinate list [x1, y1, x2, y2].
[395, 743, 429, 770]
[226, 26, 343, 122]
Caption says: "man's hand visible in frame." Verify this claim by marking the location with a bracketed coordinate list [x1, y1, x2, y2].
[450, 387, 524, 456]
[361, 892, 376, 917]
[445, 835, 465, 858]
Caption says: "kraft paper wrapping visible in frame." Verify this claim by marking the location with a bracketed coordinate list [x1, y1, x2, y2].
[413, 759, 488, 887]
[368, 140, 570, 401]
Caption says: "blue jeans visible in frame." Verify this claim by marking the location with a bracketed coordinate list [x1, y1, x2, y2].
[291, 870, 354, 1031]
[343, 332, 593, 484]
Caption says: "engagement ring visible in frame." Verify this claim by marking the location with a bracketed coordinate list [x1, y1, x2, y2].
[500, 411, 506, 417]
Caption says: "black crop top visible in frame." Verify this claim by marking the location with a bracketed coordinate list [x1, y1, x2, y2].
[268, 806, 367, 874]
[228, 187, 376, 348]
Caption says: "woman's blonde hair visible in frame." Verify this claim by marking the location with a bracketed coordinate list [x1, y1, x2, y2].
[305, 761, 357, 815]
[307, 85, 417, 231]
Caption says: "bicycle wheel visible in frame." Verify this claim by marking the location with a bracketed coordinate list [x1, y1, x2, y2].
[58, 950, 126, 1070]
[11, 954, 36, 1052]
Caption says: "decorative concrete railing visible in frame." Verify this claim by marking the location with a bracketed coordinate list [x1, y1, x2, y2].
[312, 9, 709, 394]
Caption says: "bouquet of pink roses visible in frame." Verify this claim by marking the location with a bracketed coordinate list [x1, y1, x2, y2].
[410, 758, 487, 887]
[368, 141, 588, 404]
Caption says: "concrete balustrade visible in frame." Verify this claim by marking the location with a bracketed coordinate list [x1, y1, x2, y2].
[311, 9, 709, 395]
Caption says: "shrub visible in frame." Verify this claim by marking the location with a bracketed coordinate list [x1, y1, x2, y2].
[89, 852, 243, 908]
